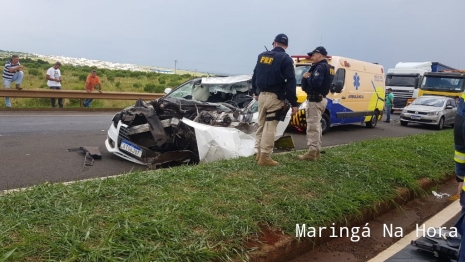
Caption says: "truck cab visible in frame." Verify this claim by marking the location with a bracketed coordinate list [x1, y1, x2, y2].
[385, 62, 457, 112]
[418, 71, 465, 99]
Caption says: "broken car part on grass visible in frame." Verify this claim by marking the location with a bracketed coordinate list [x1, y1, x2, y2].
[105, 75, 292, 167]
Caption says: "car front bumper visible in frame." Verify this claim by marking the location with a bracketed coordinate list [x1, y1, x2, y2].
[399, 112, 442, 125]
[105, 121, 148, 165]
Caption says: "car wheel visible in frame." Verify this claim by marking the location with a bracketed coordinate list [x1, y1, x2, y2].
[436, 117, 444, 130]
[366, 111, 379, 128]
[400, 120, 408, 126]
[321, 113, 330, 135]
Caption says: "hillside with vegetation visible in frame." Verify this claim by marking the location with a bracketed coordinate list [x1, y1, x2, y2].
[0, 56, 201, 108]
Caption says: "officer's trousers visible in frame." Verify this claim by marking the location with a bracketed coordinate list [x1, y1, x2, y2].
[255, 92, 284, 154]
[305, 98, 327, 151]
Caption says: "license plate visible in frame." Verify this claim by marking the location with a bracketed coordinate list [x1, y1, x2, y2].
[411, 115, 421, 120]
[120, 140, 142, 157]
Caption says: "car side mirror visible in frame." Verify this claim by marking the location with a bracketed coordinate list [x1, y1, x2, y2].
[332, 81, 344, 93]
[446, 105, 453, 109]
[164, 87, 172, 94]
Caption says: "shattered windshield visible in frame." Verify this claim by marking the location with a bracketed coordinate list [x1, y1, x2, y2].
[166, 80, 196, 100]
[411, 97, 445, 107]
[385, 75, 417, 87]
[295, 65, 311, 85]
[421, 76, 465, 92]
[165, 79, 251, 103]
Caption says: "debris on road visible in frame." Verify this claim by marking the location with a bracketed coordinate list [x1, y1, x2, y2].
[68, 146, 102, 171]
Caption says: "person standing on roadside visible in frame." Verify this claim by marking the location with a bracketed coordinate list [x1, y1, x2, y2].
[2, 55, 24, 108]
[83, 69, 102, 107]
[46, 62, 63, 108]
[298, 46, 334, 162]
[384, 88, 394, 123]
[251, 33, 298, 167]
[453, 88, 465, 262]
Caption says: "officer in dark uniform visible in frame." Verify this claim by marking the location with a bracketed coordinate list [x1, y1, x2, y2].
[298, 46, 333, 161]
[453, 92, 465, 261]
[251, 33, 298, 166]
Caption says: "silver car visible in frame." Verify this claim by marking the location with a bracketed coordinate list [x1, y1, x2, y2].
[400, 95, 457, 130]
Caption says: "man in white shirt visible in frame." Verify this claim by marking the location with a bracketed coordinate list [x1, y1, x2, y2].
[46, 62, 63, 108]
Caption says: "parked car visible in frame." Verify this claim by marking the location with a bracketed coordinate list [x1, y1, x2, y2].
[105, 75, 292, 167]
[399, 95, 457, 129]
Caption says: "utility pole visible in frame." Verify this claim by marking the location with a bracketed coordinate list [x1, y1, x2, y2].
[174, 60, 177, 74]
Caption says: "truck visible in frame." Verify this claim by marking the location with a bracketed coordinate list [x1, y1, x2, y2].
[385, 62, 457, 112]
[417, 70, 465, 99]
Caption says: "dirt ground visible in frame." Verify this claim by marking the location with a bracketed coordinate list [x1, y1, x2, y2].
[290, 177, 460, 262]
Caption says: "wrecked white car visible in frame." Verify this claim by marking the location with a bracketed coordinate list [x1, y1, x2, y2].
[105, 75, 291, 167]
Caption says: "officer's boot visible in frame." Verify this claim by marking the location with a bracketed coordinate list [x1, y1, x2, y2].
[297, 149, 320, 161]
[255, 148, 261, 162]
[257, 153, 278, 166]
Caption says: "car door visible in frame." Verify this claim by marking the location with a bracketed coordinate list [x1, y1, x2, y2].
[445, 99, 454, 124]
[450, 98, 458, 124]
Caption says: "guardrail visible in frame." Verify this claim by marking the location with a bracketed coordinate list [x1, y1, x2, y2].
[0, 89, 164, 100]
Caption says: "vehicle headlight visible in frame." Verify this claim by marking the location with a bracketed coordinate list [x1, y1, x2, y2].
[427, 111, 440, 116]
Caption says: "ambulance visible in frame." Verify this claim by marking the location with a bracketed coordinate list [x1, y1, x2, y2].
[290, 55, 386, 134]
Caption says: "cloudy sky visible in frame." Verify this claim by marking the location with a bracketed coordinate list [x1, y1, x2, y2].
[2, 0, 464, 75]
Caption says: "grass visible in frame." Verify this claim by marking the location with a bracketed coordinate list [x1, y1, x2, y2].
[0, 130, 455, 261]
[0, 57, 200, 109]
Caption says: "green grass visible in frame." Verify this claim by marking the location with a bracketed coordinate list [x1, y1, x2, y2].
[0, 57, 201, 109]
[0, 130, 454, 261]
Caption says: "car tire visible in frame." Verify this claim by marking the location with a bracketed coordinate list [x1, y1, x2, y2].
[321, 113, 330, 135]
[436, 117, 444, 130]
[400, 120, 408, 126]
[366, 111, 379, 128]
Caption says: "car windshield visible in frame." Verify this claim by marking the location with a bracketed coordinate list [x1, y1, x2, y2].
[385, 75, 417, 87]
[295, 65, 311, 85]
[166, 80, 197, 100]
[421, 76, 465, 92]
[411, 97, 446, 107]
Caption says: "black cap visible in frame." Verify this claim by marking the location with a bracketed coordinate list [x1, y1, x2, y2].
[274, 34, 288, 46]
[308, 46, 328, 57]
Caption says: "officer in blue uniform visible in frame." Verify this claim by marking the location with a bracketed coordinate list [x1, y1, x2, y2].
[298, 46, 334, 161]
[454, 92, 465, 261]
[251, 33, 298, 166]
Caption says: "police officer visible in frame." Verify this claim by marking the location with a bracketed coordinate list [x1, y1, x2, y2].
[298, 46, 333, 161]
[251, 33, 298, 166]
[453, 93, 465, 261]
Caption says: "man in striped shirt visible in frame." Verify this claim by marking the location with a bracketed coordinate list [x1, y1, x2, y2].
[2, 55, 24, 108]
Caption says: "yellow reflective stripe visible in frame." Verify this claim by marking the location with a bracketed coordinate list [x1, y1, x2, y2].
[462, 185, 465, 192]
[462, 93, 465, 100]
[456, 151, 465, 157]
[455, 151, 465, 163]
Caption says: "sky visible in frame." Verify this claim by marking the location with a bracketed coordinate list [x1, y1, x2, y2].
[2, 0, 464, 75]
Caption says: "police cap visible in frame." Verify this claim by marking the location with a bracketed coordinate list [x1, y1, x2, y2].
[274, 34, 288, 46]
[308, 46, 328, 57]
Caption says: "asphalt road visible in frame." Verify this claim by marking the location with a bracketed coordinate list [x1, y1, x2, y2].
[0, 111, 443, 191]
